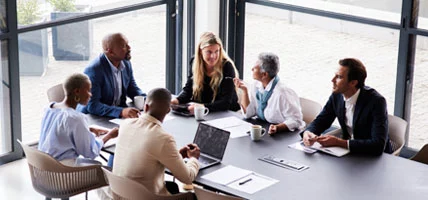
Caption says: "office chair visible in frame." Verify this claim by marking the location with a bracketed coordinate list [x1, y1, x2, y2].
[47, 83, 65, 102]
[299, 97, 322, 126]
[194, 187, 243, 200]
[411, 144, 428, 165]
[17, 140, 108, 200]
[388, 115, 407, 156]
[101, 168, 195, 200]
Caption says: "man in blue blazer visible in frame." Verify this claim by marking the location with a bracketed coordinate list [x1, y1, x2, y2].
[302, 58, 392, 156]
[78, 33, 145, 118]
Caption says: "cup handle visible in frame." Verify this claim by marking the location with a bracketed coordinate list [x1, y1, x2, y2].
[261, 128, 266, 137]
[204, 108, 209, 116]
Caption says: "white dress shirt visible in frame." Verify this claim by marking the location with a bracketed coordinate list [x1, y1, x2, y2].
[344, 89, 360, 149]
[105, 55, 124, 106]
[242, 78, 305, 131]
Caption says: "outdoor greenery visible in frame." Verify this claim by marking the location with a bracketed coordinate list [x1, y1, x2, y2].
[17, 0, 41, 25]
[48, 0, 77, 12]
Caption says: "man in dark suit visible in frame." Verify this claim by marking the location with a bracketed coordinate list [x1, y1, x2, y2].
[302, 58, 392, 156]
[78, 33, 145, 118]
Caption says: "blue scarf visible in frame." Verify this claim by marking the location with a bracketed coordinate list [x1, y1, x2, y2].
[256, 76, 279, 121]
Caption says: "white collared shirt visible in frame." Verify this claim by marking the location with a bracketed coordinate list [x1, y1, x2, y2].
[343, 89, 361, 139]
[105, 54, 124, 106]
[242, 78, 305, 131]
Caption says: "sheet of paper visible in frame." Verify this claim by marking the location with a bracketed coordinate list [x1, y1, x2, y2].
[288, 141, 317, 153]
[109, 118, 124, 125]
[164, 115, 176, 122]
[311, 142, 350, 157]
[227, 173, 279, 194]
[203, 116, 251, 129]
[201, 165, 253, 185]
[224, 124, 251, 138]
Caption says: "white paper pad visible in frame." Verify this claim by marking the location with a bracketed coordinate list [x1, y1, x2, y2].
[203, 116, 252, 138]
[288, 141, 317, 154]
[310, 142, 350, 157]
[109, 118, 124, 125]
[201, 165, 278, 194]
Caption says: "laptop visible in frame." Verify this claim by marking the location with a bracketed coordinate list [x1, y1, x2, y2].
[193, 123, 230, 170]
[171, 104, 193, 117]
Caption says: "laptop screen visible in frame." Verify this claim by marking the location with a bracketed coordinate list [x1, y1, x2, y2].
[193, 123, 230, 159]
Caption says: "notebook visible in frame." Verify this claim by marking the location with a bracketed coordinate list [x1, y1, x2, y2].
[193, 123, 231, 170]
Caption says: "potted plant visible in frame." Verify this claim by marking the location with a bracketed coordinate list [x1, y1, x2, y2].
[17, 0, 49, 76]
[48, 0, 92, 60]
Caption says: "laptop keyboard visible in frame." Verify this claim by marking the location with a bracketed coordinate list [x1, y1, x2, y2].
[199, 156, 216, 165]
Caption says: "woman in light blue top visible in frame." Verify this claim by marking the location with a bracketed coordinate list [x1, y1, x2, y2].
[38, 73, 118, 166]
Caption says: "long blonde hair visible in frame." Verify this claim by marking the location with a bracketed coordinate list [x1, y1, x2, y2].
[192, 32, 238, 102]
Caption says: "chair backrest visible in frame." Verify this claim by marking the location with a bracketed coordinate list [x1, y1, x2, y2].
[17, 140, 107, 198]
[299, 97, 322, 126]
[47, 83, 65, 102]
[194, 187, 243, 200]
[102, 168, 195, 200]
[411, 144, 428, 165]
[388, 115, 407, 156]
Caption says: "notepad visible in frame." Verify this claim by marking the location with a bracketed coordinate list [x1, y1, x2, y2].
[203, 116, 252, 138]
[309, 142, 350, 157]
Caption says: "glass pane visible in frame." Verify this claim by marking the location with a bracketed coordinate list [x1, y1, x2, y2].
[0, 0, 6, 32]
[419, 0, 428, 30]
[409, 35, 428, 149]
[0, 40, 12, 155]
[244, 4, 398, 118]
[19, 6, 166, 143]
[16, 0, 159, 26]
[261, 0, 402, 23]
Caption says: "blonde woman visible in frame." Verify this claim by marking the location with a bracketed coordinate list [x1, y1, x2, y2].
[172, 32, 240, 113]
[38, 73, 118, 166]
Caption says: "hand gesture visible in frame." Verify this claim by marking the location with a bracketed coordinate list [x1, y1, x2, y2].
[302, 131, 318, 146]
[89, 127, 109, 137]
[233, 78, 247, 92]
[268, 124, 277, 135]
[186, 144, 200, 159]
[317, 135, 338, 147]
[171, 98, 179, 105]
[121, 107, 140, 118]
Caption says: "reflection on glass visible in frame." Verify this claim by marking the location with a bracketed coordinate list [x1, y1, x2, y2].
[0, 0, 6, 32]
[1, 40, 12, 155]
[19, 7, 166, 143]
[409, 36, 428, 149]
[244, 5, 398, 121]
[263, 0, 402, 22]
[15, 0, 154, 26]
[419, 0, 428, 30]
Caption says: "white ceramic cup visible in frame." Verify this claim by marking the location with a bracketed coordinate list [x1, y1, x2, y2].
[134, 96, 145, 110]
[250, 125, 266, 141]
[194, 104, 209, 120]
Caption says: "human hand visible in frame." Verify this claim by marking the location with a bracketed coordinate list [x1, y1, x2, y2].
[317, 135, 338, 147]
[121, 107, 140, 118]
[179, 146, 189, 158]
[102, 127, 119, 143]
[187, 104, 195, 115]
[268, 124, 277, 135]
[187, 144, 200, 159]
[89, 127, 109, 137]
[233, 78, 247, 91]
[171, 98, 179, 105]
[302, 131, 318, 146]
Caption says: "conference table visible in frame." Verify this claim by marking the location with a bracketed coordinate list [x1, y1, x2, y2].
[88, 111, 428, 200]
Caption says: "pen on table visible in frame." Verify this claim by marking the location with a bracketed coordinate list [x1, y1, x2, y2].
[238, 178, 252, 185]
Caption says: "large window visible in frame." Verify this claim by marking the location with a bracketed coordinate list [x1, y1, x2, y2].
[243, 4, 398, 114]
[409, 35, 428, 149]
[419, 0, 428, 30]
[0, 40, 12, 155]
[19, 6, 166, 144]
[266, 0, 402, 23]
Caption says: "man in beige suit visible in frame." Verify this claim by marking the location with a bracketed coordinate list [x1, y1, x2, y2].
[113, 88, 200, 195]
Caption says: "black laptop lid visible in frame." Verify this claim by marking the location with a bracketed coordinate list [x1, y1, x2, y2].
[193, 123, 230, 159]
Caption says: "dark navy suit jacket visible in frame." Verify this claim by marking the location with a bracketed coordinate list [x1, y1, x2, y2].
[78, 54, 145, 118]
[304, 86, 392, 156]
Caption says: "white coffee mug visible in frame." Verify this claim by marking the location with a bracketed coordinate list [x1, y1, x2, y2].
[134, 96, 145, 110]
[194, 104, 209, 120]
[250, 125, 266, 141]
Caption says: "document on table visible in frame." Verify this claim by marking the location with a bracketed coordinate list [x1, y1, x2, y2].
[89, 124, 117, 147]
[203, 116, 252, 138]
[201, 165, 278, 194]
[288, 141, 317, 154]
[310, 142, 350, 157]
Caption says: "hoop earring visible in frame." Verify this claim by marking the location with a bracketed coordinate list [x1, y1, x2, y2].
[74, 96, 80, 103]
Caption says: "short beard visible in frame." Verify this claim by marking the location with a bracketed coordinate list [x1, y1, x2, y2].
[125, 52, 131, 60]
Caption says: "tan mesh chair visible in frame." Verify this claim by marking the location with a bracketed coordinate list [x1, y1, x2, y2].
[47, 83, 65, 102]
[101, 168, 195, 200]
[300, 97, 322, 126]
[17, 140, 107, 200]
[194, 187, 243, 200]
[411, 144, 428, 165]
[388, 115, 407, 156]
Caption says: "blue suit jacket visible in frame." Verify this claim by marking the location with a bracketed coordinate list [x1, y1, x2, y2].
[78, 54, 145, 118]
[304, 86, 392, 156]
